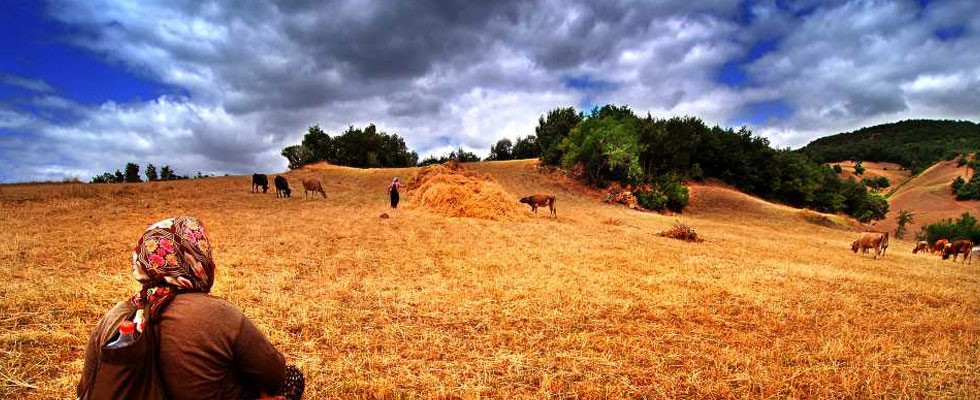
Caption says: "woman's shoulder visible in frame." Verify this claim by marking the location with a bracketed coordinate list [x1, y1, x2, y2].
[168, 293, 245, 322]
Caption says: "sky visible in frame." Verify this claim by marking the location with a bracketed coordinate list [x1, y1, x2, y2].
[1, 0, 978, 182]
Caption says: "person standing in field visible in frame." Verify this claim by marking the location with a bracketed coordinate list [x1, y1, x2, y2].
[388, 177, 403, 209]
[77, 216, 304, 400]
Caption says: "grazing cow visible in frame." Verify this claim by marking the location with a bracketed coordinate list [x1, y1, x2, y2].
[251, 174, 269, 193]
[913, 240, 929, 254]
[942, 240, 974, 262]
[302, 178, 326, 199]
[851, 231, 889, 260]
[274, 175, 291, 198]
[519, 194, 556, 218]
[969, 246, 980, 264]
[931, 239, 950, 254]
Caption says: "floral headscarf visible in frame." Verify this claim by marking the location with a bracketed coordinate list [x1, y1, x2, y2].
[131, 217, 215, 321]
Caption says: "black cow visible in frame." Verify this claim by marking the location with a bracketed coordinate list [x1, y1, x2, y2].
[274, 175, 291, 198]
[251, 174, 269, 193]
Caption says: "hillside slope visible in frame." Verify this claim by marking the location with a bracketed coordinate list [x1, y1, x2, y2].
[801, 119, 980, 172]
[876, 159, 979, 235]
[1, 160, 978, 399]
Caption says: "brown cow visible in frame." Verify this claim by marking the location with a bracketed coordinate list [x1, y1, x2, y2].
[912, 240, 929, 254]
[301, 178, 326, 199]
[931, 239, 949, 254]
[519, 194, 556, 218]
[942, 240, 974, 262]
[851, 231, 889, 260]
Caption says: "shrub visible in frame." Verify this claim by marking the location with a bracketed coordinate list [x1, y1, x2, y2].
[918, 213, 980, 243]
[833, 164, 843, 174]
[659, 221, 703, 242]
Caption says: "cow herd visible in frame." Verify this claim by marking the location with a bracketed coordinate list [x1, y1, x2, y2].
[252, 174, 326, 199]
[853, 231, 978, 264]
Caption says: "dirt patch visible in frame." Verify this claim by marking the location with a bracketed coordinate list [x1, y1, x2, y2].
[407, 163, 525, 220]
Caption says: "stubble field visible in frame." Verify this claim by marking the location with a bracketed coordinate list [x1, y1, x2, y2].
[1, 160, 978, 399]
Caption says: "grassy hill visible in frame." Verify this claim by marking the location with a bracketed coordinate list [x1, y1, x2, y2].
[1, 160, 978, 398]
[875, 158, 978, 236]
[801, 119, 980, 173]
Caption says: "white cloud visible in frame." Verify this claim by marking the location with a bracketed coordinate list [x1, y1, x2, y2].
[2, 0, 978, 181]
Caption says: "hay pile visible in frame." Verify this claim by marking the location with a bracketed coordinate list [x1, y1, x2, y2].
[407, 163, 524, 220]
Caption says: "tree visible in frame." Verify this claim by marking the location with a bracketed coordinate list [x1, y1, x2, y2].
[282, 145, 313, 170]
[160, 165, 175, 180]
[145, 164, 158, 182]
[449, 147, 480, 163]
[535, 107, 582, 165]
[113, 170, 125, 183]
[124, 163, 141, 183]
[853, 161, 865, 176]
[895, 210, 914, 239]
[487, 138, 513, 161]
[512, 136, 540, 159]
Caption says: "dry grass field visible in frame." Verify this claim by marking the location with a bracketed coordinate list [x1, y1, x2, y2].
[2, 159, 978, 399]
[833, 160, 912, 187]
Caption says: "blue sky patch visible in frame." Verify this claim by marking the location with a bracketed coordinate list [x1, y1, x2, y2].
[0, 1, 182, 108]
[935, 25, 966, 41]
[730, 99, 794, 126]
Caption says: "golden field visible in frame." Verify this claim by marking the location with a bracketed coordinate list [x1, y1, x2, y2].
[1, 159, 978, 399]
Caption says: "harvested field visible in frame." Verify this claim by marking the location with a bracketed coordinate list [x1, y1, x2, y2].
[1, 159, 978, 399]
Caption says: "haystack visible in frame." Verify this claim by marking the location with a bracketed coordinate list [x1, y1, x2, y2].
[408, 163, 524, 220]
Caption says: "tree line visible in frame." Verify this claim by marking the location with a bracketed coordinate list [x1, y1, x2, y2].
[91, 163, 191, 183]
[523, 105, 888, 220]
[801, 119, 980, 174]
[281, 124, 419, 169]
[281, 105, 889, 219]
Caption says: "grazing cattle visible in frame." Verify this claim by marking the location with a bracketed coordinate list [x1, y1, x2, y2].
[913, 241, 929, 254]
[931, 239, 950, 254]
[519, 194, 556, 218]
[942, 240, 974, 262]
[274, 175, 291, 198]
[251, 174, 269, 193]
[969, 246, 980, 264]
[302, 178, 326, 199]
[851, 231, 889, 260]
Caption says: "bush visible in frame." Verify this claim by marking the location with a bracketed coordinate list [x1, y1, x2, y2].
[659, 221, 703, 242]
[853, 161, 865, 176]
[919, 213, 980, 243]
[833, 164, 843, 174]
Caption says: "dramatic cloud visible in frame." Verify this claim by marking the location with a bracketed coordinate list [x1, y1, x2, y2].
[0, 0, 978, 181]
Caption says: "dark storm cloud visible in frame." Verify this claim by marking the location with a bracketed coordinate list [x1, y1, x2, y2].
[2, 0, 978, 181]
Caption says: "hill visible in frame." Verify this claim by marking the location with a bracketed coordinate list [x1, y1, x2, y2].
[801, 119, 980, 173]
[830, 160, 912, 192]
[875, 158, 979, 236]
[1, 160, 978, 399]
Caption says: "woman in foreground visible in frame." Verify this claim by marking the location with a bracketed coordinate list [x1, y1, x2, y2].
[77, 216, 303, 399]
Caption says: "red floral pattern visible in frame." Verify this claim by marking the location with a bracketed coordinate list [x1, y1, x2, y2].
[131, 217, 215, 320]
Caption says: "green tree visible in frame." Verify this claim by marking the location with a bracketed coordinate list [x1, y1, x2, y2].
[113, 170, 125, 183]
[487, 138, 513, 161]
[512, 136, 539, 159]
[124, 163, 141, 183]
[145, 164, 158, 182]
[282, 145, 313, 170]
[535, 107, 581, 165]
[853, 161, 865, 176]
[896, 210, 914, 239]
[160, 165, 175, 180]
[561, 105, 642, 183]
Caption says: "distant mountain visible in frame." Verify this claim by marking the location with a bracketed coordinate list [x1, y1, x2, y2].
[800, 119, 980, 173]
